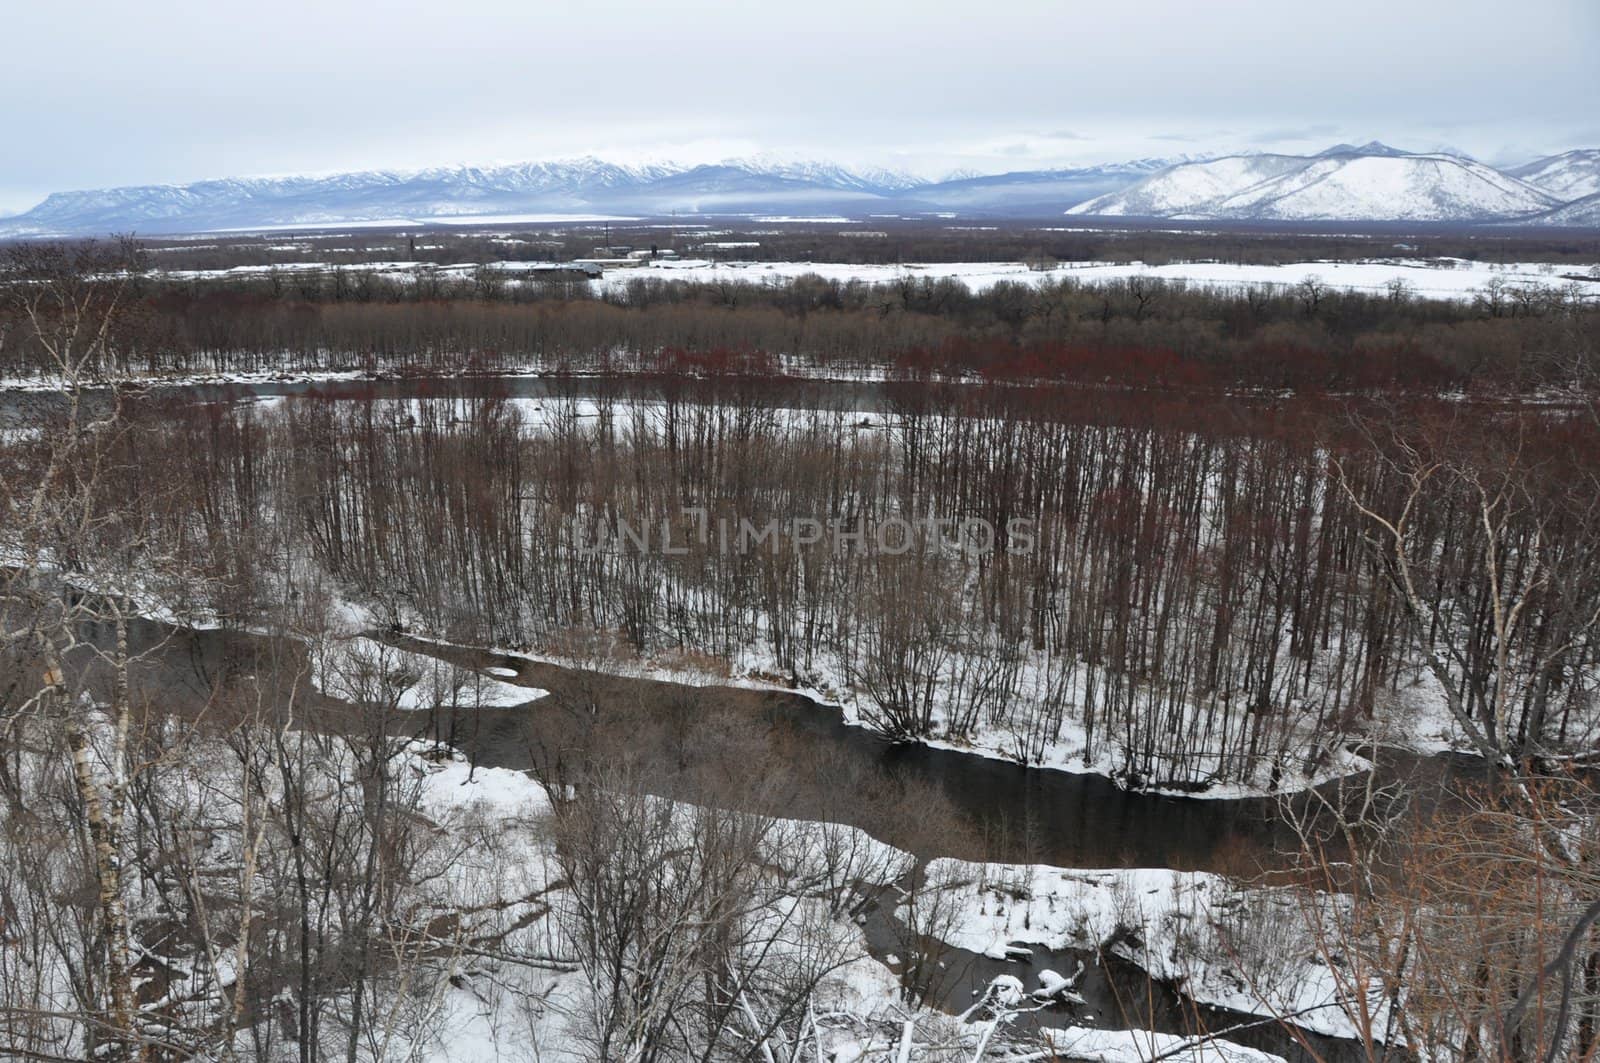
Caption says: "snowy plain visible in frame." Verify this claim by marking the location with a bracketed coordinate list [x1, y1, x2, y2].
[605, 255, 1598, 302]
[140, 251, 1600, 300]
[144, 254, 1600, 305]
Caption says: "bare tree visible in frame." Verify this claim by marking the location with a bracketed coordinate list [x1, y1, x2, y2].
[1334, 413, 1600, 770]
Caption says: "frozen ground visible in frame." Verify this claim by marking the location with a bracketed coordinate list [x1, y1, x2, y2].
[1042, 1027, 1288, 1063]
[913, 860, 1385, 1044]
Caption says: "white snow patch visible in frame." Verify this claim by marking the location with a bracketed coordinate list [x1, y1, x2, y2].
[913, 860, 1386, 1043]
[1043, 1026, 1288, 1063]
[311, 636, 548, 710]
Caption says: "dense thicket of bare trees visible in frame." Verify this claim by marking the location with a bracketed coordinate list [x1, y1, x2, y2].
[130, 224, 1600, 276]
[18, 374, 1592, 791]
[2, 260, 1595, 390]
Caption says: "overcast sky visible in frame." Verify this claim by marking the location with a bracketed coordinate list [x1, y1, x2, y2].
[3, 0, 1597, 214]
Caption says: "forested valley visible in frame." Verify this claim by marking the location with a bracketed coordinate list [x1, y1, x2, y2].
[3, 239, 1600, 1062]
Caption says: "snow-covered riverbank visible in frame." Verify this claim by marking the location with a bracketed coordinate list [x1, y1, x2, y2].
[912, 860, 1384, 1045]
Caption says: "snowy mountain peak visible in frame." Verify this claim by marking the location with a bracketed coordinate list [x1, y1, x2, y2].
[1509, 149, 1600, 202]
[720, 155, 929, 193]
[1068, 148, 1565, 223]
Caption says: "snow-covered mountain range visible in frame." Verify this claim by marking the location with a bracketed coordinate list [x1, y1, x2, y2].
[1508, 149, 1600, 202]
[4, 144, 1599, 236]
[1526, 191, 1600, 229]
[1067, 145, 1566, 222]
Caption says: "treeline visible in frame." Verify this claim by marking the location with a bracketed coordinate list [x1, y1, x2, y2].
[4, 267, 1596, 390]
[39, 382, 1599, 788]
